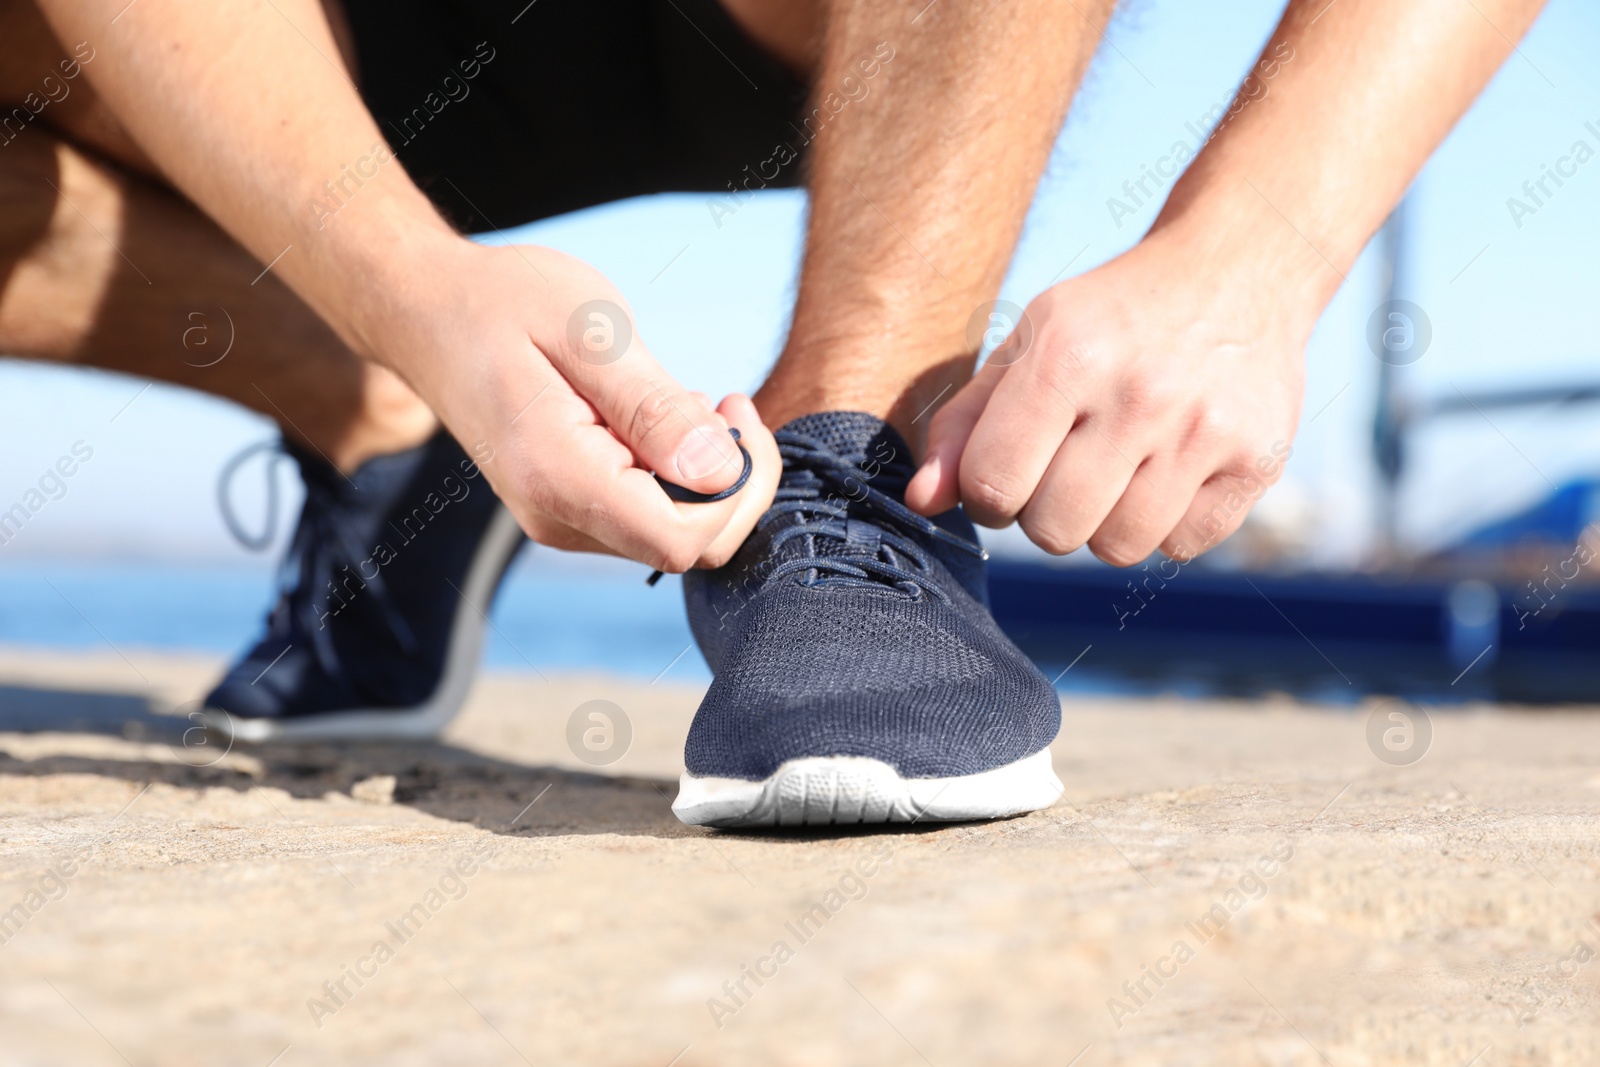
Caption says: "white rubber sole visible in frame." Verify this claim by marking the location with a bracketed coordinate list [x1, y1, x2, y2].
[198, 504, 525, 743]
[672, 747, 1063, 828]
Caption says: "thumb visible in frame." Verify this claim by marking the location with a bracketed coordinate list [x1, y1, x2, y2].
[553, 301, 742, 496]
[905, 369, 1002, 516]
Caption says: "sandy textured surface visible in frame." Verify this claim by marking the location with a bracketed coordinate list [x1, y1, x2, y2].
[0, 645, 1597, 1066]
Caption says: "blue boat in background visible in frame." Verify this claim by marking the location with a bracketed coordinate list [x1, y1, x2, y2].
[988, 546, 1600, 705]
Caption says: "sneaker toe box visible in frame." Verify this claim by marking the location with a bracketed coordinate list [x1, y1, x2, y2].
[684, 587, 1059, 781]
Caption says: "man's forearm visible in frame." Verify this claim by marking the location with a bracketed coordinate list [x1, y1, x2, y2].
[34, 0, 457, 363]
[907, 0, 1544, 565]
[36, 0, 778, 571]
[1150, 0, 1547, 308]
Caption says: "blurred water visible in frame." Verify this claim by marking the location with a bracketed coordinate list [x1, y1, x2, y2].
[0, 553, 1173, 698]
[0, 550, 713, 685]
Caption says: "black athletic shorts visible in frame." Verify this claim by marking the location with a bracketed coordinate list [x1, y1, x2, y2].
[341, 0, 812, 233]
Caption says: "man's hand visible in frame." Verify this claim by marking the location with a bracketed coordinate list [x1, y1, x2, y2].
[905, 234, 1307, 563]
[384, 240, 779, 571]
[35, 0, 776, 572]
[906, 0, 1546, 564]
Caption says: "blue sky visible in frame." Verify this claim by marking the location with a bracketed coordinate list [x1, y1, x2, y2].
[1, 0, 1597, 570]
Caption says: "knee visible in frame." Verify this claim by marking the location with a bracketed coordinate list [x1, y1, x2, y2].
[0, 3, 142, 171]
[0, 0, 63, 102]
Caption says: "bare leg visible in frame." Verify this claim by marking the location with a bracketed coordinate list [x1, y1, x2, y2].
[0, 0, 433, 471]
[753, 0, 1116, 453]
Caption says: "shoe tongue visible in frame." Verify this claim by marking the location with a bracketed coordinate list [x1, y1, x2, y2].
[777, 411, 913, 476]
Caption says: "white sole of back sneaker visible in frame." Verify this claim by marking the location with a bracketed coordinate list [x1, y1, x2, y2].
[672, 747, 1063, 828]
[198, 504, 525, 743]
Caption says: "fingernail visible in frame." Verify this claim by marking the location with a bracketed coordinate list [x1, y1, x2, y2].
[676, 426, 734, 481]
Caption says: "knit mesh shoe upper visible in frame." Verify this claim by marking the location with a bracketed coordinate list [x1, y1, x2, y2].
[682, 412, 1060, 781]
[205, 431, 521, 721]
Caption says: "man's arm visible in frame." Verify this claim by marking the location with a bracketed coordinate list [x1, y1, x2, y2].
[35, 0, 778, 571]
[908, 0, 1547, 563]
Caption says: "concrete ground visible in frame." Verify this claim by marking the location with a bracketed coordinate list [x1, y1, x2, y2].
[0, 645, 1596, 1067]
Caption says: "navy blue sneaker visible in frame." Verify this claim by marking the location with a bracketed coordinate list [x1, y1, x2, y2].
[200, 431, 525, 742]
[674, 412, 1063, 827]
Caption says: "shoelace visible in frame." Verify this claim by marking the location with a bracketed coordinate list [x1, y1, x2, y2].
[216, 440, 290, 552]
[218, 439, 419, 679]
[758, 429, 986, 600]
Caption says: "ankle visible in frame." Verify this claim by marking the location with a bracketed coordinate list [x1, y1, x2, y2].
[329, 413, 438, 472]
[754, 351, 974, 458]
[325, 366, 439, 471]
